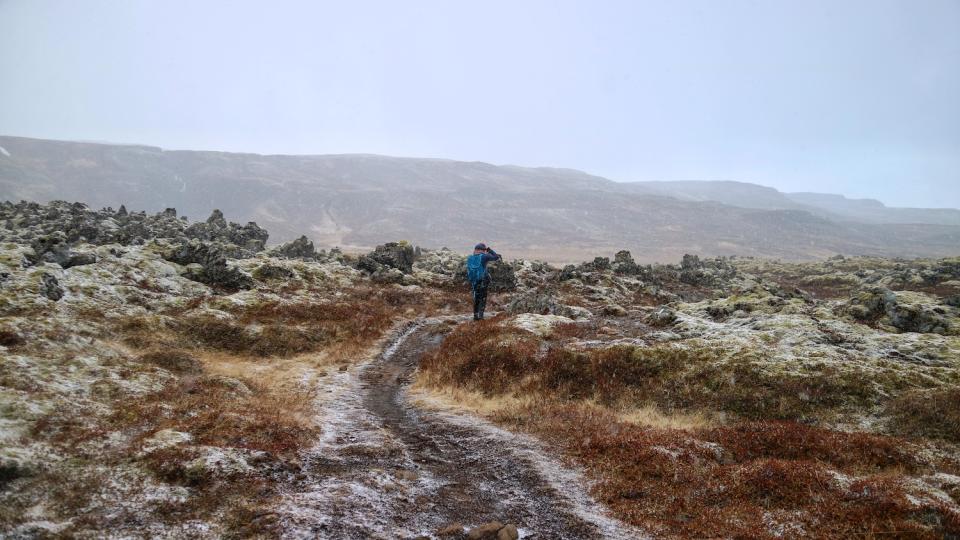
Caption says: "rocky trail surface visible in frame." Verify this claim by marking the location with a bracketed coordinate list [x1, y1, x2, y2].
[276, 318, 644, 539]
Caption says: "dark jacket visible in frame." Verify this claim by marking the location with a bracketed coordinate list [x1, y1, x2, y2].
[472, 248, 501, 286]
[478, 248, 501, 269]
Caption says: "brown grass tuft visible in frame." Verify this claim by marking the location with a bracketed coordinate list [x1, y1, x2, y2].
[138, 349, 203, 374]
[888, 386, 960, 443]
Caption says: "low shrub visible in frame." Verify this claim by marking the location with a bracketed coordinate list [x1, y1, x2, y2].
[0, 327, 24, 348]
[888, 386, 960, 443]
[180, 316, 251, 352]
[419, 317, 539, 395]
[138, 349, 203, 374]
[158, 377, 313, 456]
[423, 324, 884, 422]
[705, 421, 920, 473]
[495, 401, 958, 538]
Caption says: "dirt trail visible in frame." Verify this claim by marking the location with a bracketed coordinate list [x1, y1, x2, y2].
[277, 318, 644, 539]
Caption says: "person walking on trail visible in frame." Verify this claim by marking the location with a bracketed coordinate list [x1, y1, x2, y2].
[466, 243, 501, 321]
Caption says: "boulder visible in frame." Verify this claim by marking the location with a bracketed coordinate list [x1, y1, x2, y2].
[680, 253, 702, 270]
[558, 264, 579, 281]
[487, 261, 518, 292]
[589, 256, 610, 271]
[436, 523, 465, 537]
[846, 287, 888, 321]
[253, 264, 295, 281]
[366, 242, 415, 274]
[165, 240, 254, 291]
[847, 287, 954, 334]
[229, 222, 269, 252]
[206, 209, 227, 228]
[648, 307, 678, 327]
[140, 429, 193, 454]
[39, 272, 63, 301]
[269, 235, 318, 260]
[371, 267, 406, 284]
[611, 250, 640, 275]
[355, 254, 383, 274]
[0, 448, 37, 487]
[29, 231, 71, 266]
[467, 521, 504, 539]
[498, 524, 519, 540]
[507, 289, 589, 319]
[882, 290, 953, 334]
[508, 289, 560, 315]
[63, 251, 97, 269]
[510, 313, 575, 336]
[413, 247, 466, 276]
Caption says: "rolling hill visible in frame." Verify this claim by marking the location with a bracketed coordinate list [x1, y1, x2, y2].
[1, 135, 958, 263]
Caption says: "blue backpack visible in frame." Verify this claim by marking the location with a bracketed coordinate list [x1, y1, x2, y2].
[466, 254, 486, 285]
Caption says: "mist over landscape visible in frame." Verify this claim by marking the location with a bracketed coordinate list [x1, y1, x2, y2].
[1, 134, 958, 263]
[2, 1, 960, 539]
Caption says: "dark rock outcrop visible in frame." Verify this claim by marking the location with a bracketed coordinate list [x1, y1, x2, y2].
[847, 287, 954, 334]
[507, 288, 584, 317]
[365, 242, 415, 274]
[39, 273, 63, 301]
[164, 241, 253, 291]
[269, 235, 318, 260]
[508, 289, 561, 315]
[253, 264, 295, 281]
[0, 201, 268, 259]
[648, 306, 678, 327]
[611, 250, 641, 275]
[184, 210, 268, 253]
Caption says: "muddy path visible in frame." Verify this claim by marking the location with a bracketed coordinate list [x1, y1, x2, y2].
[277, 318, 644, 539]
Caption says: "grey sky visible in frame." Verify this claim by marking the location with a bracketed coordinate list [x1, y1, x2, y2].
[1, 0, 958, 208]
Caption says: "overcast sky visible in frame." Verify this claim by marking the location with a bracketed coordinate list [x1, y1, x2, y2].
[1, 0, 958, 208]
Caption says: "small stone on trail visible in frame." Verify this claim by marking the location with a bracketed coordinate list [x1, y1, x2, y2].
[436, 522, 464, 536]
[467, 521, 504, 539]
[395, 469, 418, 481]
[497, 524, 519, 540]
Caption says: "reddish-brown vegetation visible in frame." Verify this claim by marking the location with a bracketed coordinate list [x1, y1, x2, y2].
[419, 316, 539, 394]
[421, 321, 880, 420]
[495, 403, 959, 538]
[419, 319, 960, 537]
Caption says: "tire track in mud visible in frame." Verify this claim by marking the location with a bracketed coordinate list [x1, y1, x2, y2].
[277, 318, 644, 539]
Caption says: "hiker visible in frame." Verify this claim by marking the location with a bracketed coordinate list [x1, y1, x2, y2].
[466, 243, 502, 320]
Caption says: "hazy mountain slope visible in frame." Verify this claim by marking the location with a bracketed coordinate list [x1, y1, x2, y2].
[787, 192, 960, 226]
[617, 179, 960, 226]
[619, 180, 806, 210]
[1, 135, 957, 262]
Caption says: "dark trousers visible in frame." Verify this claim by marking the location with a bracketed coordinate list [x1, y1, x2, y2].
[472, 278, 490, 319]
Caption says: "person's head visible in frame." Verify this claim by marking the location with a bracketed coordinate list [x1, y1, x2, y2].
[474, 242, 487, 254]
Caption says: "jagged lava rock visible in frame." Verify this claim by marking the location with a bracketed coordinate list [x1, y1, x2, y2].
[268, 235, 319, 260]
